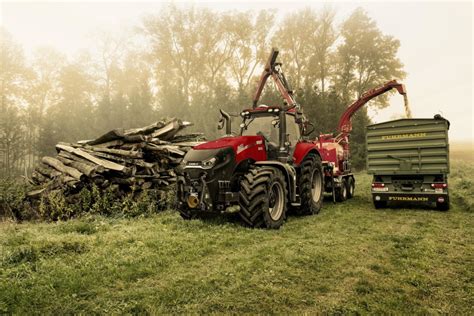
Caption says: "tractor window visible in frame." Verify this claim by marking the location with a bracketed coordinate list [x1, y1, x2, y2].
[241, 114, 300, 146]
[286, 115, 300, 146]
[241, 115, 279, 144]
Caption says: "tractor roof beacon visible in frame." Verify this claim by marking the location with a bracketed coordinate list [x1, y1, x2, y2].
[177, 48, 324, 228]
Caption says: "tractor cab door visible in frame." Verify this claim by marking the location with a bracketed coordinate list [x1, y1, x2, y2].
[285, 114, 301, 149]
[265, 114, 300, 160]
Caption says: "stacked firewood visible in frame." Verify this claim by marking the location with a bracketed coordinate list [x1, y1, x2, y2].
[27, 118, 205, 199]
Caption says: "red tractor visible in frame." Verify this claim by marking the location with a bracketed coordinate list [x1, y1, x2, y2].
[177, 48, 323, 228]
[176, 48, 407, 228]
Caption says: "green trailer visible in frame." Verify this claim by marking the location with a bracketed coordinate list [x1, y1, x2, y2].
[366, 115, 450, 210]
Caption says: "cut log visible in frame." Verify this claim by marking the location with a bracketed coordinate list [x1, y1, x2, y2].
[124, 120, 166, 136]
[82, 149, 153, 169]
[32, 171, 48, 184]
[120, 142, 147, 151]
[123, 134, 149, 143]
[150, 119, 184, 140]
[57, 156, 99, 177]
[58, 175, 80, 188]
[83, 129, 125, 146]
[146, 144, 186, 156]
[36, 164, 62, 179]
[111, 177, 144, 186]
[94, 139, 124, 148]
[56, 144, 127, 172]
[27, 188, 47, 198]
[84, 145, 143, 159]
[42, 156, 85, 181]
[141, 182, 153, 190]
[148, 139, 171, 145]
[57, 151, 105, 173]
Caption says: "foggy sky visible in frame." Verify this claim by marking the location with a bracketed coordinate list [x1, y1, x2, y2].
[1, 1, 472, 141]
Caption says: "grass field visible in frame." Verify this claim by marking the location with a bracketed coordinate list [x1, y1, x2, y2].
[1, 160, 473, 314]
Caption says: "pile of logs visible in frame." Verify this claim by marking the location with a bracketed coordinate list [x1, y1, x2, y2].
[27, 118, 205, 200]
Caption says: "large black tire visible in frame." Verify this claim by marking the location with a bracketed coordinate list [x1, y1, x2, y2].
[239, 166, 288, 229]
[436, 199, 450, 211]
[178, 207, 197, 220]
[335, 178, 348, 202]
[347, 177, 355, 199]
[295, 153, 324, 215]
[373, 200, 387, 209]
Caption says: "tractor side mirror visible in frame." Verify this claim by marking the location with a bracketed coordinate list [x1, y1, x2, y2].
[217, 118, 224, 130]
[218, 109, 232, 135]
[302, 121, 315, 136]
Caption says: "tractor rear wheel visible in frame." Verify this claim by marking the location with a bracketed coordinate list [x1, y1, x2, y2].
[295, 153, 324, 215]
[239, 166, 288, 229]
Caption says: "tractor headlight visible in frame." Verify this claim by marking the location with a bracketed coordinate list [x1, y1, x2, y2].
[202, 157, 217, 168]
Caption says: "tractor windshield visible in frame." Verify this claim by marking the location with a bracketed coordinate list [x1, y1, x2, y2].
[241, 115, 279, 144]
[241, 114, 300, 146]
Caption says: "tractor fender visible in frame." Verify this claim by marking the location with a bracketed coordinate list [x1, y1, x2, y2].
[293, 143, 322, 166]
[254, 161, 297, 202]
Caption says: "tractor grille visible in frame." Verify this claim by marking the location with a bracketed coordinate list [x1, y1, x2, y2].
[184, 169, 205, 180]
[218, 180, 231, 190]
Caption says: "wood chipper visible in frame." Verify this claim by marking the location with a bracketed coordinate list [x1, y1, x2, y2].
[316, 80, 409, 202]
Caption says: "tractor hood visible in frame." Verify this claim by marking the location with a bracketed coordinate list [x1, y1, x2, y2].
[193, 136, 267, 163]
[194, 136, 263, 151]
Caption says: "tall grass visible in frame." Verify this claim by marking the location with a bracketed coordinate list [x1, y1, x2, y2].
[450, 160, 474, 211]
[0, 163, 473, 314]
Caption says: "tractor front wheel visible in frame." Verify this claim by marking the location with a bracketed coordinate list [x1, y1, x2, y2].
[239, 166, 288, 229]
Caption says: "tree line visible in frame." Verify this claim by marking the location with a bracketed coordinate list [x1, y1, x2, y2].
[0, 5, 405, 178]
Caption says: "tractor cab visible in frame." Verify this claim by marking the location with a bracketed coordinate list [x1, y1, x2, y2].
[239, 105, 301, 161]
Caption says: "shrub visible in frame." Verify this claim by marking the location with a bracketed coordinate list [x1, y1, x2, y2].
[0, 178, 37, 220]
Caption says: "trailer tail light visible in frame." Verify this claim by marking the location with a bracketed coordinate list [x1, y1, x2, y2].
[372, 182, 388, 192]
[431, 183, 447, 189]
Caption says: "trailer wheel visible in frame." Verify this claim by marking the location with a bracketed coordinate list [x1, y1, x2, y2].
[336, 178, 348, 202]
[436, 199, 450, 211]
[373, 200, 387, 209]
[347, 177, 355, 199]
[295, 153, 324, 215]
[239, 166, 288, 229]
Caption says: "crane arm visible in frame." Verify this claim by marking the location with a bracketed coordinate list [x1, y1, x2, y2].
[252, 48, 298, 110]
[337, 80, 409, 136]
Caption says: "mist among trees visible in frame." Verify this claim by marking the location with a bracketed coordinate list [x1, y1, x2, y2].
[0, 5, 405, 178]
